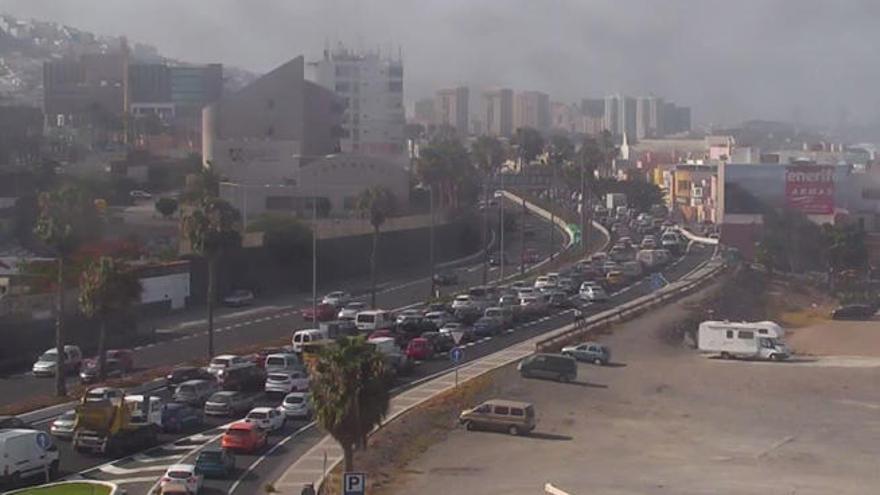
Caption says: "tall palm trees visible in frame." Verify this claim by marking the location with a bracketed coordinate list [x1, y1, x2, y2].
[357, 187, 396, 309]
[181, 196, 241, 359]
[34, 184, 99, 397]
[416, 139, 473, 209]
[78, 257, 142, 380]
[311, 336, 390, 473]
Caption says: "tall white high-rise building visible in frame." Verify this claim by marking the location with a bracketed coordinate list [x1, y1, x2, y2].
[307, 44, 405, 155]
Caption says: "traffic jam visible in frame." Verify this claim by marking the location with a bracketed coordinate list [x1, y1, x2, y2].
[3, 206, 687, 494]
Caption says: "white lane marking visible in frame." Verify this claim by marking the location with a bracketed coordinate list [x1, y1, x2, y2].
[228, 422, 316, 494]
[114, 475, 170, 484]
[99, 463, 170, 475]
[132, 453, 183, 463]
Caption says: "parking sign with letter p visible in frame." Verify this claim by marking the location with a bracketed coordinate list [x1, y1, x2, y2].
[344, 472, 366, 495]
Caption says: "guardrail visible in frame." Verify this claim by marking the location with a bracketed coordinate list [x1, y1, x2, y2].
[535, 255, 726, 353]
[675, 225, 719, 245]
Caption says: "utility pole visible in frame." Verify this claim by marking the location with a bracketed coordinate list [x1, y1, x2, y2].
[481, 183, 489, 285]
[499, 173, 505, 281]
[520, 198, 526, 275]
[551, 162, 558, 259]
[580, 164, 587, 255]
[312, 196, 318, 327]
[429, 184, 436, 299]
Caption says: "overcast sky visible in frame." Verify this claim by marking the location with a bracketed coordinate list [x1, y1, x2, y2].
[4, 0, 880, 127]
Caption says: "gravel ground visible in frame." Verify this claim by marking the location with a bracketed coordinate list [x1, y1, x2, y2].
[384, 279, 880, 495]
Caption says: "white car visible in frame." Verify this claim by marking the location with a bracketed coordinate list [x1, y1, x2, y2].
[322, 291, 351, 308]
[451, 295, 476, 310]
[423, 311, 451, 329]
[516, 287, 537, 298]
[129, 190, 153, 200]
[222, 289, 254, 307]
[207, 354, 251, 377]
[160, 464, 202, 494]
[337, 301, 367, 321]
[533, 276, 556, 291]
[84, 387, 125, 403]
[281, 392, 313, 419]
[245, 407, 286, 432]
[265, 370, 310, 395]
[580, 285, 608, 302]
[395, 309, 423, 325]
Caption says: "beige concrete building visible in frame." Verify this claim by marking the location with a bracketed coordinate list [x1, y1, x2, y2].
[482, 88, 513, 137]
[203, 56, 408, 222]
[434, 86, 469, 136]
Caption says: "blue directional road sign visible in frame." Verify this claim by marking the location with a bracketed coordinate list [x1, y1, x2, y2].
[450, 346, 464, 364]
[343, 472, 366, 495]
[650, 272, 668, 290]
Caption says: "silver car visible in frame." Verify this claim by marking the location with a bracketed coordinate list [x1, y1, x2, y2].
[280, 392, 313, 419]
[50, 410, 76, 439]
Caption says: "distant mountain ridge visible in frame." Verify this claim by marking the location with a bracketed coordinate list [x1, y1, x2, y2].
[0, 12, 257, 106]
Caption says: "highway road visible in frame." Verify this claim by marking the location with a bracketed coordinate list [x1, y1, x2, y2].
[6, 203, 572, 491]
[72, 243, 713, 495]
[0, 202, 557, 409]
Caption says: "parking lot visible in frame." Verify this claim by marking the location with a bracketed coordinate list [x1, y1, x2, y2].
[388, 285, 880, 495]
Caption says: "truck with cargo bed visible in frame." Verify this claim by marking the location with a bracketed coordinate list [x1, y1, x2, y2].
[72, 389, 162, 455]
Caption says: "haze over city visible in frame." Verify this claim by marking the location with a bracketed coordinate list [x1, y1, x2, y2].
[4, 0, 880, 127]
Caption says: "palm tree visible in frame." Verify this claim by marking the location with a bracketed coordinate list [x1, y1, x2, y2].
[357, 187, 396, 308]
[181, 196, 241, 358]
[311, 336, 391, 473]
[79, 257, 142, 380]
[34, 184, 99, 397]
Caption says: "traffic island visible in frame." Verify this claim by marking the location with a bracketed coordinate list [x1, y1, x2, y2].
[6, 481, 117, 495]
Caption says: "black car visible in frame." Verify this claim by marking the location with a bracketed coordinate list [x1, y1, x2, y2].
[0, 416, 28, 430]
[166, 366, 214, 391]
[162, 402, 204, 433]
[473, 317, 503, 337]
[79, 358, 125, 384]
[217, 365, 266, 392]
[433, 271, 459, 286]
[831, 304, 876, 320]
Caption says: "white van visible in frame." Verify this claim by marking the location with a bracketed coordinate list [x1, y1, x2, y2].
[698, 320, 789, 360]
[264, 353, 302, 372]
[355, 310, 394, 332]
[292, 329, 328, 353]
[0, 429, 60, 484]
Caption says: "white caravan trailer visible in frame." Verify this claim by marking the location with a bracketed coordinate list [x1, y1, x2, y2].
[698, 320, 790, 361]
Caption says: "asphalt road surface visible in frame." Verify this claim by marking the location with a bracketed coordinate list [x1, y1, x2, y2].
[70, 245, 712, 495]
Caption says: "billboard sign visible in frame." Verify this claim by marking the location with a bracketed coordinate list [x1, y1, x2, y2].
[785, 165, 834, 215]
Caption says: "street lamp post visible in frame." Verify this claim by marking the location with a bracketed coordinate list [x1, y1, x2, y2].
[481, 183, 489, 285]
[312, 196, 318, 327]
[499, 172, 505, 281]
[429, 184, 436, 299]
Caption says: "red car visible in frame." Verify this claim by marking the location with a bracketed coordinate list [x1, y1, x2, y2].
[301, 303, 336, 322]
[406, 337, 434, 361]
[368, 329, 394, 340]
[221, 421, 267, 453]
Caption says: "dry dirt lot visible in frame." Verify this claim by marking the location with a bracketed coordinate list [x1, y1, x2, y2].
[385, 286, 880, 495]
